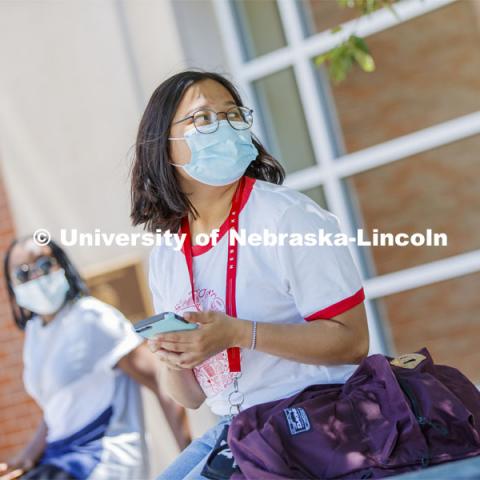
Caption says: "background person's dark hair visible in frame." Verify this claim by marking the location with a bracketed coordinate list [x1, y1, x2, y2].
[3, 236, 90, 330]
[130, 70, 285, 233]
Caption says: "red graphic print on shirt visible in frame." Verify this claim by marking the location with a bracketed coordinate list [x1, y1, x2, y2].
[175, 288, 237, 396]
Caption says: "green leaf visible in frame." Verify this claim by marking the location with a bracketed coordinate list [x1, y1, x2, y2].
[352, 48, 375, 71]
[368, 0, 383, 14]
[331, 44, 348, 60]
[314, 52, 331, 65]
[355, 36, 369, 51]
[331, 50, 354, 83]
[319, 0, 403, 82]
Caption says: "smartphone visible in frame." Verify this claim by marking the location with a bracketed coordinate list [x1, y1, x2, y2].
[134, 311, 198, 339]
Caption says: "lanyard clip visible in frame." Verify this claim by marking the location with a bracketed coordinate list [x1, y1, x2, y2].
[228, 372, 244, 416]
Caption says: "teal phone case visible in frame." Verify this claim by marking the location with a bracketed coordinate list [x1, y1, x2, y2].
[134, 312, 197, 339]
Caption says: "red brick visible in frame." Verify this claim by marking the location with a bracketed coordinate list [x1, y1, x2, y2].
[0, 171, 31, 458]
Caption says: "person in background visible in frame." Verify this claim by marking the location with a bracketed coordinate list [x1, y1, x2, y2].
[0, 236, 191, 480]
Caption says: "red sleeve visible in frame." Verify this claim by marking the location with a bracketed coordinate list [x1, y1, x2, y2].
[304, 287, 365, 321]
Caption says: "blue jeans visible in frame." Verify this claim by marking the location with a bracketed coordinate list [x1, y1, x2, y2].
[157, 415, 232, 480]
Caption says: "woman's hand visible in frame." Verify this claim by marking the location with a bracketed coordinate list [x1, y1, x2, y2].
[147, 311, 246, 369]
[146, 338, 186, 371]
[0, 451, 35, 480]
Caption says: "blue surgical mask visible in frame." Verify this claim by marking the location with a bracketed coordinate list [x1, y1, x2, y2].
[169, 120, 259, 186]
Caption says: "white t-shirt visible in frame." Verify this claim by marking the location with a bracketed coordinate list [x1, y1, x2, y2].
[23, 296, 149, 480]
[148, 177, 365, 416]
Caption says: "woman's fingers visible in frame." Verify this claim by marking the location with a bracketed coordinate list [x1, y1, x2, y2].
[146, 324, 216, 367]
[0, 468, 24, 480]
[147, 337, 175, 353]
[156, 348, 184, 370]
[147, 337, 184, 354]
[146, 338, 157, 353]
[156, 341, 185, 353]
[156, 347, 203, 370]
[176, 353, 203, 369]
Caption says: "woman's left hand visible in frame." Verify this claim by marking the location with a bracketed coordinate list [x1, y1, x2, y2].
[148, 311, 244, 369]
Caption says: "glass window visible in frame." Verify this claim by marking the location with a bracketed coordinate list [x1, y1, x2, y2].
[297, 0, 358, 36]
[316, 1, 480, 153]
[376, 271, 480, 384]
[344, 134, 480, 277]
[231, 0, 287, 60]
[253, 67, 317, 174]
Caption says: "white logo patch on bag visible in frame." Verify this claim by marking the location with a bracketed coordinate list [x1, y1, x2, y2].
[284, 407, 311, 435]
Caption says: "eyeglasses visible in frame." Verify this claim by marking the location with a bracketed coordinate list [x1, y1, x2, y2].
[13, 256, 58, 285]
[172, 106, 254, 134]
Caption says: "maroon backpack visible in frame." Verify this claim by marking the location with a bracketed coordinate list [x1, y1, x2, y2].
[228, 347, 480, 479]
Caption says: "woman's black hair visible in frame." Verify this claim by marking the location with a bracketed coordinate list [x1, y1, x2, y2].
[130, 70, 285, 233]
[3, 236, 90, 330]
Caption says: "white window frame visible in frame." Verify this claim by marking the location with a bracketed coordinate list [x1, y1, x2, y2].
[212, 0, 480, 354]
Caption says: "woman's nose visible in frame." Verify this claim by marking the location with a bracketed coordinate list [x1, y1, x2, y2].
[29, 270, 45, 281]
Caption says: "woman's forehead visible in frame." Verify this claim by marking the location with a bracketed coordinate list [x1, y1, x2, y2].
[9, 240, 52, 267]
[178, 79, 236, 114]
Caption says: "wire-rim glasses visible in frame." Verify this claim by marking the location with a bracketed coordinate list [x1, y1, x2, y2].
[172, 106, 254, 134]
[13, 256, 59, 285]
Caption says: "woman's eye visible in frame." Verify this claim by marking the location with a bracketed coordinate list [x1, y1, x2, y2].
[228, 109, 243, 121]
[195, 112, 214, 125]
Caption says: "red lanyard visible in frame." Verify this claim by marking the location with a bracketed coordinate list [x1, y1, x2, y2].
[181, 177, 245, 373]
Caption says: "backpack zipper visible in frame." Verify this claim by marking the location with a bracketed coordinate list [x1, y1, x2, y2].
[397, 377, 449, 468]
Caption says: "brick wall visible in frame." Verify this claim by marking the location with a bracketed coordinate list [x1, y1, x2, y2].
[0, 173, 41, 460]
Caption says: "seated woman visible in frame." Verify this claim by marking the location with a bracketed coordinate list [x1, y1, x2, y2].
[129, 70, 370, 479]
[0, 236, 191, 480]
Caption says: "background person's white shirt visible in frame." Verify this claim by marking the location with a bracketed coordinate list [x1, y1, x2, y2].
[149, 177, 365, 417]
[23, 296, 149, 479]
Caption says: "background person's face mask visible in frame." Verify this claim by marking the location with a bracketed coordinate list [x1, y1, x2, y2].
[169, 120, 259, 186]
[13, 268, 70, 315]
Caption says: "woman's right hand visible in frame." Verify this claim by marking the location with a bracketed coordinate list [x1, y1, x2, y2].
[147, 339, 185, 371]
[0, 452, 35, 480]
